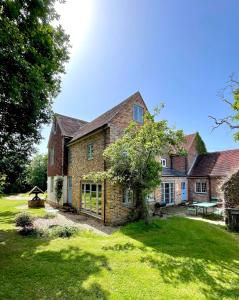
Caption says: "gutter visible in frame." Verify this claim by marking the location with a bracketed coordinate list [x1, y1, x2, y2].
[67, 124, 108, 147]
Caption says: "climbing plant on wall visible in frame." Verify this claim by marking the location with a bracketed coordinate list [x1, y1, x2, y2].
[195, 132, 207, 154]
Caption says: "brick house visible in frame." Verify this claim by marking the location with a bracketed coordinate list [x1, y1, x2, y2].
[47, 92, 239, 225]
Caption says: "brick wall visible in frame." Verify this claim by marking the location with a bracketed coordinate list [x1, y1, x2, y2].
[109, 93, 148, 142]
[171, 156, 187, 173]
[154, 177, 188, 205]
[47, 122, 64, 176]
[188, 178, 210, 202]
[187, 138, 198, 173]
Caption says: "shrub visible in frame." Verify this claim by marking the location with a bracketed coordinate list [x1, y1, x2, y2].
[49, 225, 79, 238]
[15, 212, 34, 229]
[55, 177, 63, 202]
[43, 212, 56, 219]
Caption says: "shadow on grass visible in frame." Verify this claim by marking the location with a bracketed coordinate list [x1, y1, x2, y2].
[120, 217, 239, 299]
[0, 210, 18, 224]
[0, 230, 110, 299]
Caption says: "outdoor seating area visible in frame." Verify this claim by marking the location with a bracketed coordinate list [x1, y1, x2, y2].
[186, 200, 224, 217]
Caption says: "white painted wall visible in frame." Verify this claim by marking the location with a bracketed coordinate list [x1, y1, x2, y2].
[47, 176, 68, 205]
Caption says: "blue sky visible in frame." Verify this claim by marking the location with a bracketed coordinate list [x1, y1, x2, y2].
[38, 0, 239, 153]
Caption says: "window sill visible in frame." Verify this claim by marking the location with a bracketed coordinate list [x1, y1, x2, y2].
[81, 209, 102, 220]
[194, 192, 207, 194]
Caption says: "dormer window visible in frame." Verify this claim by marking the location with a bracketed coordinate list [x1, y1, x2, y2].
[133, 104, 144, 124]
[161, 158, 167, 167]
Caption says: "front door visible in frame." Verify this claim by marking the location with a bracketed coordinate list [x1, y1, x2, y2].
[68, 176, 72, 205]
[181, 182, 187, 201]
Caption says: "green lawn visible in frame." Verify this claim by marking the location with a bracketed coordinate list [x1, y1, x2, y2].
[0, 199, 239, 300]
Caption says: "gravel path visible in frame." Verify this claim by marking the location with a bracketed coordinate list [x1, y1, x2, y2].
[16, 203, 118, 235]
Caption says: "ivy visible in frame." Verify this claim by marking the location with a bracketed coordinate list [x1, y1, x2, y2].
[195, 132, 207, 154]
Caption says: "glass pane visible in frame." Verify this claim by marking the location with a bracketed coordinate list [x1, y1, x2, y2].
[91, 191, 97, 213]
[85, 191, 91, 210]
[86, 184, 90, 191]
[92, 184, 96, 192]
[98, 191, 102, 215]
[98, 184, 102, 192]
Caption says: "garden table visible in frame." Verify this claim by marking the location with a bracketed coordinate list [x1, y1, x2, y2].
[193, 202, 218, 216]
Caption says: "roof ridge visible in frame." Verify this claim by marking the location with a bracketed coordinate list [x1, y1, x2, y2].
[55, 113, 88, 124]
[199, 148, 239, 156]
[70, 91, 142, 143]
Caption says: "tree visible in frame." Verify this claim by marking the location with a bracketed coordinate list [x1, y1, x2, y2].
[209, 75, 239, 140]
[0, 0, 70, 191]
[26, 153, 47, 191]
[85, 110, 185, 224]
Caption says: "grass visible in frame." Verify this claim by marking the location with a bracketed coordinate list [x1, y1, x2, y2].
[0, 198, 239, 299]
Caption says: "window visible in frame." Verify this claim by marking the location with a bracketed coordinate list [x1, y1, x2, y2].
[133, 104, 144, 124]
[49, 147, 55, 166]
[87, 143, 94, 160]
[50, 176, 54, 193]
[161, 158, 167, 167]
[123, 188, 133, 205]
[81, 183, 102, 216]
[161, 182, 174, 204]
[195, 181, 207, 193]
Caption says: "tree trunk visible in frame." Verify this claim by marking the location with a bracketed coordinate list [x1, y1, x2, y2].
[135, 188, 150, 224]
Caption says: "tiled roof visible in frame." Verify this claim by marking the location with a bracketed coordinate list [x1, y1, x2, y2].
[162, 168, 186, 177]
[189, 149, 239, 177]
[56, 114, 88, 137]
[70, 92, 143, 143]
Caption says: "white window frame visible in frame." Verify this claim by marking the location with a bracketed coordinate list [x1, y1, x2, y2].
[161, 182, 174, 204]
[81, 183, 102, 217]
[161, 158, 167, 167]
[195, 181, 207, 194]
[123, 188, 133, 205]
[87, 143, 94, 160]
[133, 104, 144, 124]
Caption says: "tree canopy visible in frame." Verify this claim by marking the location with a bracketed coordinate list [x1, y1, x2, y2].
[26, 153, 47, 191]
[0, 0, 70, 191]
[85, 111, 185, 223]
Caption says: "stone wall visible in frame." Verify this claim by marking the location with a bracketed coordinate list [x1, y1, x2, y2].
[68, 129, 107, 209]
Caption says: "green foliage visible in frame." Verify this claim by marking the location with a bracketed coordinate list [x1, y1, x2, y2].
[0, 174, 6, 194]
[49, 225, 79, 238]
[85, 111, 184, 223]
[195, 132, 207, 154]
[0, 0, 70, 191]
[1, 199, 239, 299]
[222, 171, 239, 208]
[15, 211, 33, 229]
[43, 212, 56, 219]
[55, 177, 63, 202]
[26, 153, 47, 190]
